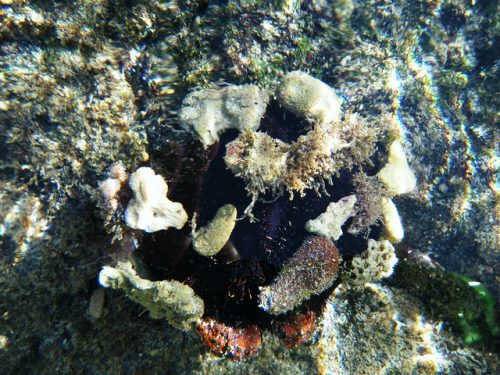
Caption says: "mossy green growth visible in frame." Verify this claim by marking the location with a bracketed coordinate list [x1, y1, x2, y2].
[193, 204, 237, 257]
[451, 272, 500, 344]
[436, 70, 468, 90]
[99, 261, 204, 331]
[389, 260, 499, 348]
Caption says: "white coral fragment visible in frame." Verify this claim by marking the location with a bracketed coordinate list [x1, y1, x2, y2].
[305, 195, 357, 241]
[277, 71, 341, 124]
[179, 84, 268, 146]
[348, 239, 398, 287]
[381, 197, 404, 243]
[124, 167, 187, 232]
[377, 140, 417, 195]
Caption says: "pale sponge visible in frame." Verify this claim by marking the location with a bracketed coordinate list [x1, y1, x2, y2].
[377, 140, 416, 195]
[125, 167, 188, 232]
[277, 71, 342, 124]
[381, 197, 404, 243]
[305, 195, 357, 241]
[179, 85, 268, 146]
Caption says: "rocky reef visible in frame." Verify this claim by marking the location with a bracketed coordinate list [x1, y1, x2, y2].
[0, 0, 498, 374]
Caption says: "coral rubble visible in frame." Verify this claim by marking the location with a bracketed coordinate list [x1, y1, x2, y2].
[377, 140, 417, 196]
[225, 109, 378, 202]
[345, 239, 398, 287]
[380, 197, 405, 243]
[124, 167, 188, 233]
[99, 163, 128, 212]
[276, 71, 342, 124]
[277, 310, 317, 349]
[305, 195, 357, 241]
[87, 288, 106, 319]
[196, 318, 262, 361]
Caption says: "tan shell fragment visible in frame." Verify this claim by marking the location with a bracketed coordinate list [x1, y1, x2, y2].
[193, 204, 237, 257]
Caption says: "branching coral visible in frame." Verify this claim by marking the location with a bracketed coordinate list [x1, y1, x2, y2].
[305, 195, 357, 241]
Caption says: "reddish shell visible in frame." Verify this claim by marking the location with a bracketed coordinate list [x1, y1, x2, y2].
[278, 311, 317, 348]
[196, 318, 262, 361]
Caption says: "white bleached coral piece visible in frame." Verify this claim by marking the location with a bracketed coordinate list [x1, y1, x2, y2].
[192, 204, 237, 257]
[305, 195, 357, 241]
[124, 167, 187, 232]
[179, 84, 268, 146]
[377, 140, 416, 195]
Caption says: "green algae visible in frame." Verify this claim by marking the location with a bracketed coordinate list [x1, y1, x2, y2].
[389, 260, 499, 348]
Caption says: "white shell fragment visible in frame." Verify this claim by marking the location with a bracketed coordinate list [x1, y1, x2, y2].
[377, 141, 417, 195]
[381, 197, 404, 242]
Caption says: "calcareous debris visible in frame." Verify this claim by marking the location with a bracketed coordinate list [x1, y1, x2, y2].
[124, 167, 188, 233]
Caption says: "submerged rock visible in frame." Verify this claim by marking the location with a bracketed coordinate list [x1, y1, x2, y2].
[1, 1, 498, 373]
